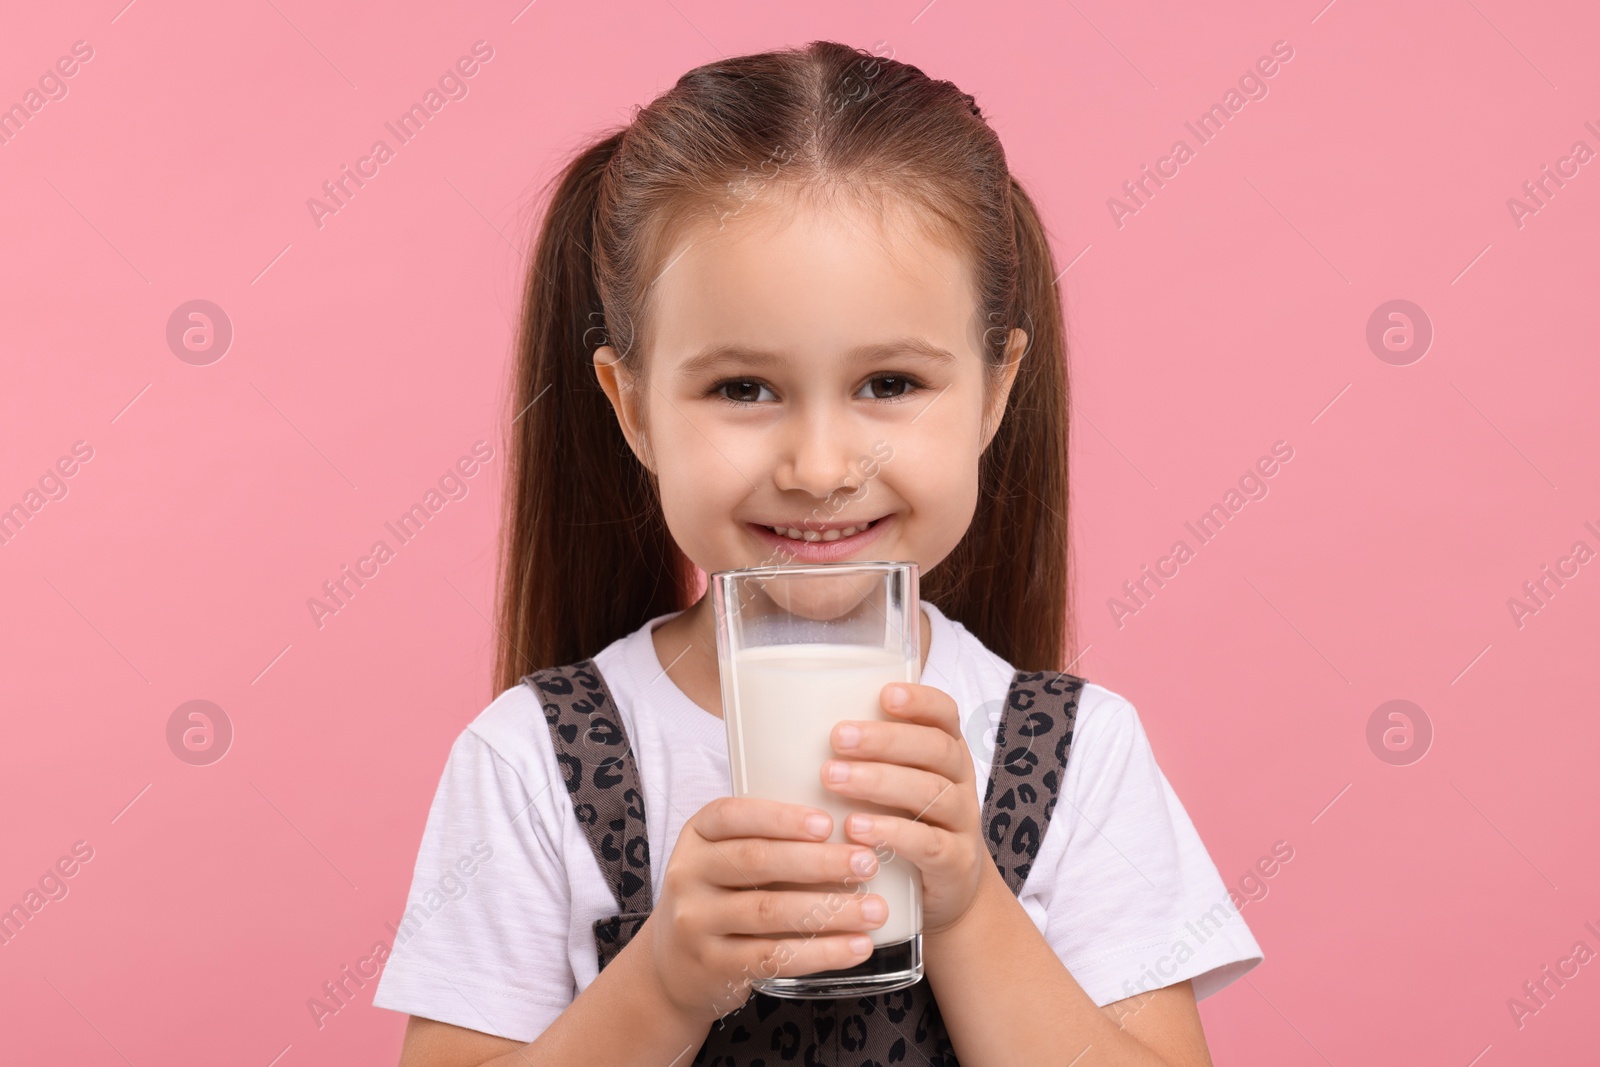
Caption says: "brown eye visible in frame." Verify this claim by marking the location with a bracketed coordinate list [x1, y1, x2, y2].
[713, 379, 774, 404]
[861, 376, 918, 400]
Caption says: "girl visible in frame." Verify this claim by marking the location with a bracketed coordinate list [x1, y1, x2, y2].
[374, 40, 1262, 1067]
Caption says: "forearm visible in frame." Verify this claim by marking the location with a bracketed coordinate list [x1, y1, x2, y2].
[924, 865, 1171, 1067]
[488, 932, 713, 1067]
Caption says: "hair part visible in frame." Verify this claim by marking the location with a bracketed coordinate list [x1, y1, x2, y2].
[494, 39, 1074, 691]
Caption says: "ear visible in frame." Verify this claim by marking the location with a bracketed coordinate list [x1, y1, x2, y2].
[592, 345, 655, 472]
[980, 327, 1029, 451]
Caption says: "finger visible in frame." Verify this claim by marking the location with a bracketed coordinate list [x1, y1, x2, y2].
[822, 759, 962, 828]
[880, 682, 961, 737]
[831, 718, 970, 784]
[690, 795, 836, 844]
[731, 931, 877, 982]
[701, 837, 881, 890]
[842, 810, 945, 869]
[717, 887, 889, 937]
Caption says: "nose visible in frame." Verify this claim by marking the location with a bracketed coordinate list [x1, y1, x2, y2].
[772, 402, 865, 502]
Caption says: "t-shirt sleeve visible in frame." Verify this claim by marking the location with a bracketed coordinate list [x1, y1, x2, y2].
[1035, 690, 1263, 1006]
[371, 721, 576, 1042]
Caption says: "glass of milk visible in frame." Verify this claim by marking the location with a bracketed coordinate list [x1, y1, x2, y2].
[710, 560, 924, 998]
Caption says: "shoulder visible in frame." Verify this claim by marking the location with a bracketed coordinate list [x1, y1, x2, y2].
[444, 680, 566, 806]
[1069, 682, 1145, 756]
[998, 671, 1152, 796]
[457, 662, 648, 803]
[464, 679, 549, 754]
[395, 682, 581, 898]
[930, 602, 1141, 766]
[1052, 680, 1168, 809]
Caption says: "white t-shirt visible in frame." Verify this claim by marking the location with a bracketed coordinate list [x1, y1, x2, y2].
[372, 600, 1262, 1041]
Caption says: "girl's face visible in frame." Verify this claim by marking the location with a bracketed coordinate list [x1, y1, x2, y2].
[593, 192, 1026, 583]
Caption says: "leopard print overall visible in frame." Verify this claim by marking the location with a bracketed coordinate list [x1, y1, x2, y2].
[521, 660, 1085, 1066]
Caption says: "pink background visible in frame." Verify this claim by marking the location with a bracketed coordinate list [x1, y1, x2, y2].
[3, 1, 1597, 1063]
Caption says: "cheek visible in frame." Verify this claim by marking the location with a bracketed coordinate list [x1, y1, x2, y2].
[884, 414, 983, 559]
[648, 404, 747, 554]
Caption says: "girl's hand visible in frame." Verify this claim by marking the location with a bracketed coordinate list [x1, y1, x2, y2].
[644, 796, 889, 1024]
[825, 682, 988, 936]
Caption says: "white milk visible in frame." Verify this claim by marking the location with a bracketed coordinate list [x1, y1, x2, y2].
[726, 642, 922, 947]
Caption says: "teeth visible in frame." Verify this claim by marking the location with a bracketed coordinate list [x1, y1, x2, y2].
[768, 519, 874, 542]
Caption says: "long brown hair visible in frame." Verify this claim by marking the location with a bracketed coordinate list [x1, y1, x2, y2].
[494, 40, 1074, 692]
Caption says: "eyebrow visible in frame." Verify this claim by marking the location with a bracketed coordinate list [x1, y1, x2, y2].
[677, 337, 958, 378]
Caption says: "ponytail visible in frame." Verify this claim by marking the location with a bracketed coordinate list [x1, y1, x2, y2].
[920, 176, 1073, 672]
[493, 131, 693, 689]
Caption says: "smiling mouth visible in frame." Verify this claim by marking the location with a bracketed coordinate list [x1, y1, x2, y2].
[761, 518, 881, 542]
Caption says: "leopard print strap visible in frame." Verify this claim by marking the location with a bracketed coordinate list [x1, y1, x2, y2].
[531, 658, 1086, 981]
[522, 660, 653, 921]
[979, 670, 1086, 894]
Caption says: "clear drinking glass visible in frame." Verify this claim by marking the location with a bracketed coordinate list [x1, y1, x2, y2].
[711, 560, 924, 999]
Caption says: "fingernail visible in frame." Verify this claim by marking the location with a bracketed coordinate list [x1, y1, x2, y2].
[861, 897, 887, 922]
[848, 814, 873, 835]
[884, 685, 909, 708]
[805, 813, 830, 837]
[850, 849, 877, 876]
[826, 761, 850, 783]
[836, 723, 862, 749]
[849, 935, 873, 954]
